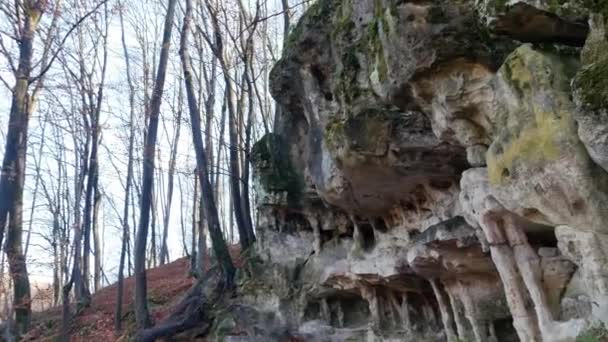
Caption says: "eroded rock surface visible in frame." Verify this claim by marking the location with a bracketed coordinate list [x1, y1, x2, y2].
[237, 0, 608, 341]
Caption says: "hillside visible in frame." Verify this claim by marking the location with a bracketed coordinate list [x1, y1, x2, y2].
[23, 246, 242, 341]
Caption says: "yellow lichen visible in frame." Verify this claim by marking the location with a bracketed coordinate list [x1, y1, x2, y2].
[487, 110, 572, 184]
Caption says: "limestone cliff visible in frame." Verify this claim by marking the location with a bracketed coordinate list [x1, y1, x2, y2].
[237, 1, 608, 341]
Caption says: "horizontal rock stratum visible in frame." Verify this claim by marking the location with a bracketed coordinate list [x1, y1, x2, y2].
[238, 1, 608, 341]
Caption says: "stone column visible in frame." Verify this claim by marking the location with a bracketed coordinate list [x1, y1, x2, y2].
[458, 281, 489, 342]
[320, 298, 331, 324]
[336, 302, 344, 328]
[430, 279, 458, 342]
[504, 216, 554, 327]
[400, 292, 412, 331]
[480, 214, 541, 342]
[422, 295, 438, 330]
[504, 218, 588, 340]
[361, 286, 381, 329]
[446, 285, 468, 340]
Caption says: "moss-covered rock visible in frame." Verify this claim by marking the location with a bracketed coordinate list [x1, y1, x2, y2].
[487, 46, 579, 184]
[486, 45, 608, 234]
[251, 133, 304, 207]
[572, 14, 608, 172]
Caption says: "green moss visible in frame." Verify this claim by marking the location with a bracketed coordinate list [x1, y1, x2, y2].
[496, 0, 509, 11]
[488, 46, 580, 184]
[252, 134, 303, 206]
[574, 58, 608, 112]
[332, 0, 355, 38]
[326, 106, 399, 155]
[365, 2, 390, 83]
[284, 0, 340, 51]
[337, 49, 363, 103]
[487, 110, 569, 183]
[576, 322, 608, 342]
[579, 0, 608, 16]
[428, 5, 449, 23]
[326, 117, 347, 150]
[389, 0, 399, 17]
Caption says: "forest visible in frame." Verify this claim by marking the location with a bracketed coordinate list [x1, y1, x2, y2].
[0, 0, 310, 340]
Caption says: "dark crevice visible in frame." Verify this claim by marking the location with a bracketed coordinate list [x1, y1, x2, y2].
[359, 223, 376, 252]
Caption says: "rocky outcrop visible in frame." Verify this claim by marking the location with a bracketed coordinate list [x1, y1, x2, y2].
[241, 0, 608, 341]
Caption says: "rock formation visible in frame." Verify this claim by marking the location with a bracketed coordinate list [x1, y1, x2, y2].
[234, 0, 608, 341]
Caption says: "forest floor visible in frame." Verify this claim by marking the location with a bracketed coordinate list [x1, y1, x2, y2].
[23, 245, 242, 341]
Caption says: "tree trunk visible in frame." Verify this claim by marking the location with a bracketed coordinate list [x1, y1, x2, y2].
[204, 2, 253, 250]
[134, 0, 179, 329]
[160, 87, 183, 265]
[191, 171, 199, 273]
[180, 0, 235, 287]
[116, 0, 137, 330]
[93, 186, 102, 292]
[0, 3, 47, 336]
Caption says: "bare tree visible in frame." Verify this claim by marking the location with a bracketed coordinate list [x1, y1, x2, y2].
[160, 84, 183, 265]
[201, 0, 255, 251]
[0, 1, 55, 335]
[134, 0, 179, 329]
[115, 0, 138, 332]
[180, 0, 235, 286]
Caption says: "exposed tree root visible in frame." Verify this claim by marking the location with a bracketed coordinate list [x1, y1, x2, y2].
[134, 267, 225, 342]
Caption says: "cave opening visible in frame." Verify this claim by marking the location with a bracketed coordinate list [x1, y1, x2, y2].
[492, 317, 519, 342]
[373, 217, 389, 233]
[283, 212, 311, 234]
[303, 301, 321, 322]
[303, 292, 370, 329]
[329, 293, 370, 328]
[320, 228, 335, 246]
[340, 222, 355, 238]
[526, 227, 558, 248]
[359, 223, 376, 252]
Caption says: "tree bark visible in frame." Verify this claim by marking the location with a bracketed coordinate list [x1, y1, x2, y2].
[134, 0, 179, 329]
[160, 87, 183, 265]
[82, 3, 109, 305]
[203, 1, 253, 251]
[116, 0, 137, 330]
[93, 185, 102, 292]
[0, 2, 48, 336]
[180, 0, 235, 287]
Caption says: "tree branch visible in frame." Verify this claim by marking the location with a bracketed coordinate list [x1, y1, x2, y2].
[29, 0, 108, 84]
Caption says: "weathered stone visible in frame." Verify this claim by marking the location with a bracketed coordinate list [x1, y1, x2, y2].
[573, 14, 608, 173]
[487, 45, 608, 234]
[467, 145, 489, 167]
[238, 1, 608, 341]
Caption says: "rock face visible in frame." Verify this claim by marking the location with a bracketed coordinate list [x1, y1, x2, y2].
[242, 1, 608, 341]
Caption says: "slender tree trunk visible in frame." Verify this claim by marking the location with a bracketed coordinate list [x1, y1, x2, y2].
[191, 172, 199, 274]
[197, 191, 207, 276]
[93, 186, 102, 292]
[134, 0, 179, 329]
[52, 212, 60, 306]
[204, 2, 254, 250]
[25, 113, 49, 259]
[160, 88, 183, 265]
[241, 44, 257, 244]
[82, 2, 109, 306]
[178, 175, 189, 257]
[150, 186, 157, 268]
[215, 96, 227, 202]
[180, 0, 235, 286]
[116, 0, 137, 330]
